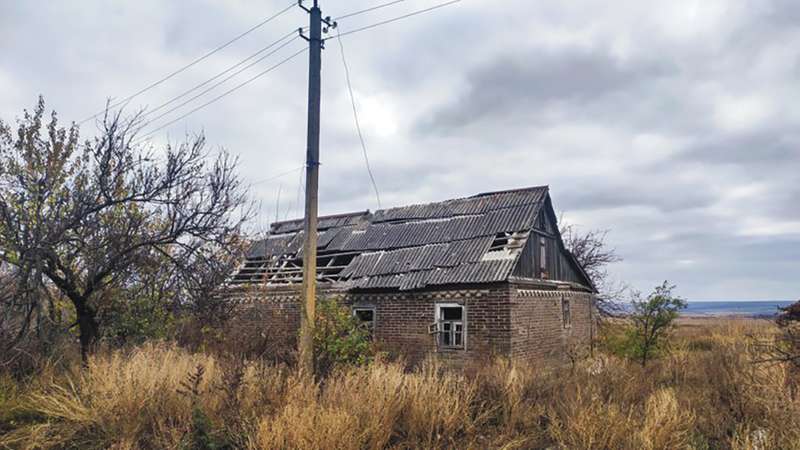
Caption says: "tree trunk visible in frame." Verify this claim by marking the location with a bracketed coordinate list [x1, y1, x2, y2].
[75, 301, 99, 364]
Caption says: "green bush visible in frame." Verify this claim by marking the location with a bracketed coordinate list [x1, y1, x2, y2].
[314, 297, 373, 375]
[103, 294, 176, 346]
[625, 281, 687, 366]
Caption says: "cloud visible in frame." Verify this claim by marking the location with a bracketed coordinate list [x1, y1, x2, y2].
[0, 0, 798, 299]
[418, 47, 674, 132]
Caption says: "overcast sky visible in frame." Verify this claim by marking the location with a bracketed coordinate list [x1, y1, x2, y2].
[1, 0, 798, 300]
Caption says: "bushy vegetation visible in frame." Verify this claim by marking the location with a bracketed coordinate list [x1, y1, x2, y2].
[313, 297, 374, 376]
[0, 98, 250, 362]
[1, 318, 798, 449]
[610, 281, 687, 366]
[1, 99, 796, 450]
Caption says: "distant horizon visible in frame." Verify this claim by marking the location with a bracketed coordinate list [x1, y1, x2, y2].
[687, 299, 796, 303]
[617, 299, 796, 304]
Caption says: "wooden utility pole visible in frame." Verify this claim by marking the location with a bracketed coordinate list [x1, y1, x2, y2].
[298, 0, 334, 376]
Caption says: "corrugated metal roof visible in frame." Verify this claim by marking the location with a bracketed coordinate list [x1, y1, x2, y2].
[270, 211, 370, 234]
[238, 186, 549, 290]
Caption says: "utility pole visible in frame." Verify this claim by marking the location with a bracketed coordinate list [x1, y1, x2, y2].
[298, 0, 335, 376]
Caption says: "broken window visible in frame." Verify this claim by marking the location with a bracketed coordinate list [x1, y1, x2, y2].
[562, 297, 571, 329]
[482, 231, 529, 261]
[431, 304, 465, 350]
[353, 306, 376, 338]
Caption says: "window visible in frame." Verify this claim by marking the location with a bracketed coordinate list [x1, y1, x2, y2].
[562, 297, 571, 329]
[432, 304, 465, 350]
[539, 237, 548, 278]
[352, 307, 376, 338]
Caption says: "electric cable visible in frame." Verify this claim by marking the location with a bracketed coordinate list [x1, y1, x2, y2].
[336, 32, 382, 209]
[79, 1, 296, 124]
[137, 46, 307, 140]
[141, 35, 300, 127]
[142, 30, 298, 119]
[334, 0, 406, 21]
[331, 0, 461, 40]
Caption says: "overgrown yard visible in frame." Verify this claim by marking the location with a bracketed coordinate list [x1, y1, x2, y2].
[1, 318, 798, 449]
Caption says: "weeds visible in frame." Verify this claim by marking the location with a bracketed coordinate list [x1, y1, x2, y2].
[0, 319, 798, 449]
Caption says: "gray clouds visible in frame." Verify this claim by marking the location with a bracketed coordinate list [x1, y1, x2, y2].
[1, 0, 798, 299]
[418, 48, 675, 132]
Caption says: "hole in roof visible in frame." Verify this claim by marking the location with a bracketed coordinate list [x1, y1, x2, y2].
[229, 251, 361, 286]
[482, 231, 529, 261]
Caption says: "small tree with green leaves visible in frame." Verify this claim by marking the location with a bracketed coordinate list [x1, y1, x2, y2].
[313, 297, 372, 376]
[626, 281, 686, 366]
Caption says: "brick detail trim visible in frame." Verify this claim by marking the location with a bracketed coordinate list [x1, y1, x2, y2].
[516, 289, 593, 299]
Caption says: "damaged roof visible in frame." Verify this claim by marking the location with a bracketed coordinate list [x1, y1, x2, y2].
[234, 186, 557, 290]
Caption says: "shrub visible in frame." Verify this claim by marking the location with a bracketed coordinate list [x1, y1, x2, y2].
[313, 296, 373, 376]
[102, 293, 176, 347]
[1, 319, 799, 449]
[625, 281, 687, 366]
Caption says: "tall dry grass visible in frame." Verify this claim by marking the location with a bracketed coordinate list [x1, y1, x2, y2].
[1, 318, 799, 449]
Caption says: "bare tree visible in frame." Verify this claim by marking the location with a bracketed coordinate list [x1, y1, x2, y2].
[560, 219, 625, 316]
[0, 98, 251, 361]
[753, 300, 800, 369]
[777, 300, 800, 327]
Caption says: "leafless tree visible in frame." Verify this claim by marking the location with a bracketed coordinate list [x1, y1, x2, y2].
[753, 300, 800, 369]
[777, 300, 800, 327]
[0, 98, 252, 361]
[560, 219, 626, 316]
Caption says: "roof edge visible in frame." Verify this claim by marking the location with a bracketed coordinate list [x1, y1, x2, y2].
[471, 185, 549, 198]
[270, 210, 371, 230]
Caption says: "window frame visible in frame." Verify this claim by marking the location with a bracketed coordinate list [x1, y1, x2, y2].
[434, 303, 467, 351]
[539, 236, 548, 278]
[352, 306, 376, 339]
[561, 296, 571, 329]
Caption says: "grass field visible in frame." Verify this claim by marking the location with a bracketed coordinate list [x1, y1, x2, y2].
[1, 318, 798, 449]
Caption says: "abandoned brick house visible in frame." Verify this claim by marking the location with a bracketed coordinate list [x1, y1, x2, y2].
[230, 186, 596, 363]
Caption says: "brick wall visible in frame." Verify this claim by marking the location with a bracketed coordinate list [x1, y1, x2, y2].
[347, 284, 513, 365]
[232, 284, 513, 364]
[231, 282, 594, 365]
[509, 282, 595, 363]
[235, 294, 300, 349]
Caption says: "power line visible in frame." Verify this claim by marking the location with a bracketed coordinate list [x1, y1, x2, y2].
[286, 165, 305, 219]
[141, 35, 300, 127]
[79, 1, 296, 125]
[142, 30, 298, 119]
[331, 0, 461, 40]
[252, 165, 306, 185]
[275, 184, 282, 223]
[336, 32, 381, 210]
[137, 46, 308, 140]
[334, 0, 406, 21]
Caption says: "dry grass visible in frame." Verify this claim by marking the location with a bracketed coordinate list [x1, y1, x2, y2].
[1, 318, 799, 449]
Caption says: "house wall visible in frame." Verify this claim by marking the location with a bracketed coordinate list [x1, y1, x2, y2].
[232, 282, 595, 366]
[509, 283, 595, 362]
[232, 284, 513, 364]
[512, 206, 588, 286]
[347, 285, 513, 365]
